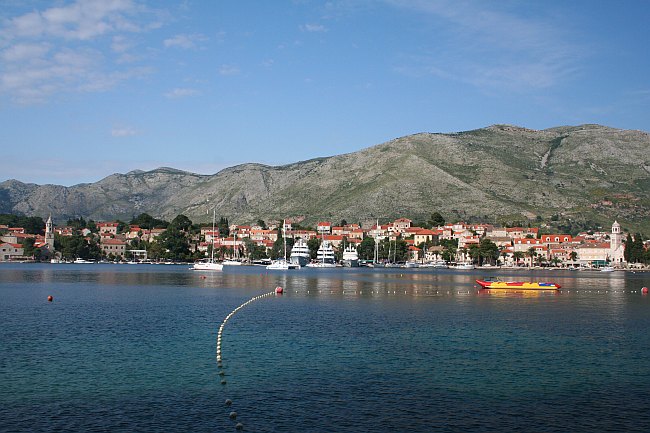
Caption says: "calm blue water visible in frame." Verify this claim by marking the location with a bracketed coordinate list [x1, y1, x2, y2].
[1, 263, 649, 432]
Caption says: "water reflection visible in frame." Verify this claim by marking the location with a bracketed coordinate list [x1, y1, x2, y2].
[2, 263, 648, 300]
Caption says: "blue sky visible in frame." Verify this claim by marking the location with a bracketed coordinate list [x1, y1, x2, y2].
[1, 0, 648, 186]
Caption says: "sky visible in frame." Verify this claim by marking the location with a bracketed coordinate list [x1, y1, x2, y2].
[1, 0, 649, 186]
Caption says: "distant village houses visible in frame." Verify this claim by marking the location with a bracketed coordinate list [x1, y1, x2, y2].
[0, 213, 645, 267]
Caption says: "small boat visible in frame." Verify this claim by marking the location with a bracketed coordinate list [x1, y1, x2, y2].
[600, 266, 615, 272]
[73, 258, 94, 264]
[266, 260, 290, 271]
[222, 259, 243, 266]
[454, 262, 474, 270]
[476, 279, 561, 290]
[193, 260, 223, 271]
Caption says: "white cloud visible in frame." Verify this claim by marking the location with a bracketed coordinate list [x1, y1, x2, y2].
[111, 125, 139, 137]
[387, 0, 580, 92]
[164, 87, 199, 98]
[0, 0, 159, 104]
[218, 64, 240, 76]
[163, 33, 206, 49]
[301, 23, 327, 32]
[2, 0, 137, 41]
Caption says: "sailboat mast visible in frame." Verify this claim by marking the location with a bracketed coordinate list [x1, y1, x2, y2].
[211, 208, 216, 263]
[283, 220, 287, 260]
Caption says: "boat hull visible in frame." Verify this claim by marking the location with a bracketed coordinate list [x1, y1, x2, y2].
[476, 279, 560, 290]
[193, 262, 223, 271]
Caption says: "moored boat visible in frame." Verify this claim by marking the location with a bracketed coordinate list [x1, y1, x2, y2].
[475, 279, 561, 290]
[307, 240, 337, 268]
[341, 244, 359, 267]
[290, 238, 311, 267]
[193, 208, 223, 271]
[193, 260, 223, 271]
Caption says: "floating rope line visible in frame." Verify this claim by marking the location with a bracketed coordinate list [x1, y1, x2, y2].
[218, 288, 282, 431]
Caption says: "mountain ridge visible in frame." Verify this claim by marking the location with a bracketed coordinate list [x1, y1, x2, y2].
[2, 124, 648, 232]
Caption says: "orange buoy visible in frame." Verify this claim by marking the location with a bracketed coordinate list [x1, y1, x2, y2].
[47, 295, 53, 302]
[642, 287, 648, 294]
[275, 286, 283, 295]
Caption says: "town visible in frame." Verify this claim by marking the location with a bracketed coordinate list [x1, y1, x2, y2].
[1, 212, 648, 269]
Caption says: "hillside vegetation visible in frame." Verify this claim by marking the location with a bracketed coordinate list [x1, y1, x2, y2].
[1, 124, 648, 233]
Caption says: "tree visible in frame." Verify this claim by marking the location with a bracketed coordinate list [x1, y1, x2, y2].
[440, 238, 457, 262]
[156, 225, 191, 260]
[631, 233, 645, 263]
[244, 238, 268, 260]
[569, 251, 578, 263]
[270, 231, 294, 260]
[0, 214, 45, 235]
[357, 237, 376, 261]
[116, 220, 129, 234]
[526, 247, 536, 268]
[499, 247, 509, 266]
[170, 214, 192, 231]
[217, 217, 229, 237]
[55, 234, 101, 260]
[21, 237, 44, 261]
[395, 238, 409, 262]
[428, 212, 445, 228]
[624, 233, 633, 262]
[468, 244, 480, 264]
[478, 238, 499, 265]
[513, 251, 524, 266]
[67, 217, 87, 230]
[130, 213, 168, 229]
[307, 237, 321, 260]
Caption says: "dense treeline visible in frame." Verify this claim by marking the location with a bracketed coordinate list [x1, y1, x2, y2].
[625, 233, 650, 263]
[0, 214, 45, 235]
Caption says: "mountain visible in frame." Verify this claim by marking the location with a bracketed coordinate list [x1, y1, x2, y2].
[2, 124, 649, 232]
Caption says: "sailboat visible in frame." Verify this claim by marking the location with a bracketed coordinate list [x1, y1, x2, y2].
[223, 227, 243, 266]
[386, 238, 401, 268]
[193, 208, 223, 271]
[369, 220, 384, 268]
[267, 221, 298, 270]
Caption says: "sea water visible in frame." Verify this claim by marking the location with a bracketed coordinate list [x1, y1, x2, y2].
[1, 264, 649, 432]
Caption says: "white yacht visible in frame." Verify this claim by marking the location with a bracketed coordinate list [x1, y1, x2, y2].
[290, 238, 311, 267]
[341, 244, 359, 267]
[307, 240, 337, 268]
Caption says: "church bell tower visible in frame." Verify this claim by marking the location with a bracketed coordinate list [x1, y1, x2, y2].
[45, 215, 55, 250]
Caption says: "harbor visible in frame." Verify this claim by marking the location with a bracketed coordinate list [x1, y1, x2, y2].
[1, 263, 649, 432]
